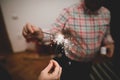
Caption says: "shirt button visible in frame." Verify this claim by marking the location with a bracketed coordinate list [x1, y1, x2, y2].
[68, 61, 71, 66]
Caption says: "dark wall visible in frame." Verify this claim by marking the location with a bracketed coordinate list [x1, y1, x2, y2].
[0, 5, 13, 54]
[103, 0, 120, 69]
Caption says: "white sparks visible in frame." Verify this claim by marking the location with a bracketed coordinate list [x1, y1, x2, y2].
[53, 33, 71, 50]
[54, 33, 65, 45]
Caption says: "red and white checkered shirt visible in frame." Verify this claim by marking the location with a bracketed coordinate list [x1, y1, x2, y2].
[47, 2, 113, 61]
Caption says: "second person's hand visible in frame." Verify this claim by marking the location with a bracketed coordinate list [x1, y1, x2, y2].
[38, 59, 62, 80]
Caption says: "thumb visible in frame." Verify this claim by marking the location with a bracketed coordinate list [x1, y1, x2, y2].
[42, 60, 53, 73]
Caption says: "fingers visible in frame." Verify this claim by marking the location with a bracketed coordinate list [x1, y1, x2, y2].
[43, 59, 62, 75]
[106, 44, 114, 57]
[22, 23, 43, 40]
[51, 60, 62, 77]
[22, 23, 33, 38]
[25, 23, 36, 33]
[27, 23, 34, 33]
[22, 27, 27, 38]
[42, 60, 53, 73]
[58, 65, 62, 78]
[32, 25, 41, 32]
[39, 60, 62, 80]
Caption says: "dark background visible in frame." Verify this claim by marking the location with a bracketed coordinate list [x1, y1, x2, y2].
[103, 0, 120, 72]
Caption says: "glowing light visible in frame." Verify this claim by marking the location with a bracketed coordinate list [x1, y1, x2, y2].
[53, 33, 71, 51]
[54, 33, 64, 45]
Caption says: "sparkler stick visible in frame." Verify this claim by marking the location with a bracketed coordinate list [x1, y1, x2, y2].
[33, 28, 85, 54]
[42, 31, 54, 36]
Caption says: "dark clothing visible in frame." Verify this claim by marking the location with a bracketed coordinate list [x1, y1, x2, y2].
[103, 0, 120, 73]
[53, 54, 92, 80]
[0, 65, 12, 80]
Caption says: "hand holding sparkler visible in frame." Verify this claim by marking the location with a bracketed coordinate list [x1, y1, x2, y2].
[22, 23, 44, 42]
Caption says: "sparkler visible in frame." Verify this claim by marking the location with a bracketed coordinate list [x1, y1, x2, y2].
[30, 28, 78, 55]
[38, 29, 72, 55]
[39, 29, 71, 47]
[54, 33, 65, 45]
[52, 28, 74, 55]
[41, 28, 75, 50]
[53, 28, 85, 56]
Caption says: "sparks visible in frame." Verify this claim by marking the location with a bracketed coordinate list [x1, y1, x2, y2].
[53, 33, 71, 50]
[54, 33, 65, 45]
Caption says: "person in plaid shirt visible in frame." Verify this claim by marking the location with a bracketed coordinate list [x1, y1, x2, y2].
[22, 0, 114, 80]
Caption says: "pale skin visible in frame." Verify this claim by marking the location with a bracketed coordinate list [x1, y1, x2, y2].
[105, 43, 114, 57]
[38, 59, 62, 80]
[22, 23, 44, 41]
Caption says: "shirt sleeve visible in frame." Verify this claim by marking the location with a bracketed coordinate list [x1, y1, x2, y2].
[50, 8, 70, 34]
[103, 25, 114, 45]
[102, 8, 114, 45]
[42, 8, 70, 43]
